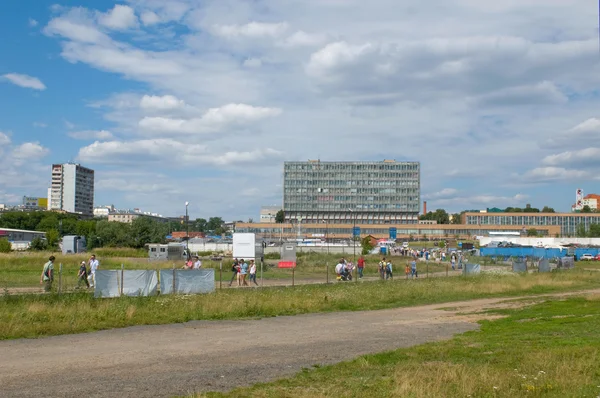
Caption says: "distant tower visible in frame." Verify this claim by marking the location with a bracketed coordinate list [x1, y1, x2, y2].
[575, 188, 583, 211]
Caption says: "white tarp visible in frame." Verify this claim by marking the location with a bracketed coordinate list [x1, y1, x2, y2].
[463, 263, 481, 275]
[94, 270, 121, 298]
[122, 270, 158, 297]
[160, 269, 215, 295]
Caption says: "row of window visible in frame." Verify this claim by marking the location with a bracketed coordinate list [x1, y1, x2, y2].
[284, 163, 419, 171]
[238, 227, 548, 236]
[284, 180, 419, 187]
[284, 188, 420, 194]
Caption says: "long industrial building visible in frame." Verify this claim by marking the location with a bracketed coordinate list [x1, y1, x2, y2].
[283, 159, 420, 224]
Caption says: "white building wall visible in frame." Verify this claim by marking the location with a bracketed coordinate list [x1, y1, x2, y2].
[62, 164, 77, 213]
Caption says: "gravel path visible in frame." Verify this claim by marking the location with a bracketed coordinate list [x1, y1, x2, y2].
[1, 290, 597, 398]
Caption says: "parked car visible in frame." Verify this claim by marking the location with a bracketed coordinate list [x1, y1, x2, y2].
[580, 254, 594, 261]
[596, 254, 600, 261]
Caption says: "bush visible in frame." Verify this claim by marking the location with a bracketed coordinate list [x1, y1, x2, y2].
[264, 252, 281, 260]
[29, 237, 48, 251]
[0, 239, 11, 253]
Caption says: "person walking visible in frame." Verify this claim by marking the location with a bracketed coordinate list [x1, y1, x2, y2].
[249, 260, 258, 286]
[229, 259, 239, 287]
[357, 256, 365, 279]
[451, 253, 456, 271]
[405, 262, 410, 279]
[77, 261, 90, 289]
[193, 256, 202, 269]
[411, 258, 417, 279]
[88, 254, 99, 288]
[240, 259, 249, 286]
[40, 255, 55, 292]
[386, 260, 393, 280]
[378, 257, 386, 280]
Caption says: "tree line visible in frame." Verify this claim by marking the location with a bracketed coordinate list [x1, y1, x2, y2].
[0, 211, 229, 250]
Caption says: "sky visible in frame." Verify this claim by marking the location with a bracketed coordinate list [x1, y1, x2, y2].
[1, 0, 599, 220]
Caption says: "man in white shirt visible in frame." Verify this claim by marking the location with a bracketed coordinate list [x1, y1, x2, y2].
[335, 261, 344, 278]
[193, 256, 202, 269]
[88, 254, 99, 287]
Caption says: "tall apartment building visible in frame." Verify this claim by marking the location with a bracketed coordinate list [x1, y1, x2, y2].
[283, 159, 420, 224]
[49, 163, 95, 216]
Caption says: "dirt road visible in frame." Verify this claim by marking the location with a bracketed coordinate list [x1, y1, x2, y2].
[1, 289, 595, 398]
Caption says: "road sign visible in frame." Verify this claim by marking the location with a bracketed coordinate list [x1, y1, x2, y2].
[352, 227, 360, 237]
[389, 227, 397, 240]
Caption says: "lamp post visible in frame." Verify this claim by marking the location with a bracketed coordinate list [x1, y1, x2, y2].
[322, 219, 329, 255]
[348, 208, 356, 263]
[185, 201, 189, 257]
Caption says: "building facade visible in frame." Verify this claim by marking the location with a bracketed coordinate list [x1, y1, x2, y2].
[463, 212, 600, 237]
[283, 160, 420, 224]
[235, 222, 559, 240]
[259, 206, 280, 223]
[49, 163, 95, 216]
[108, 212, 168, 224]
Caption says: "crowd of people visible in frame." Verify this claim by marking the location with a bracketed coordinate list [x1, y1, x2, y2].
[40, 253, 100, 292]
[228, 258, 258, 287]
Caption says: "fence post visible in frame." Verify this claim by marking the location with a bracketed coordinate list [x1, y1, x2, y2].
[427, 262, 429, 279]
[58, 263, 63, 295]
[120, 264, 124, 296]
[292, 267, 295, 287]
[219, 261, 222, 290]
[172, 264, 176, 295]
[326, 262, 329, 284]
[260, 259, 263, 287]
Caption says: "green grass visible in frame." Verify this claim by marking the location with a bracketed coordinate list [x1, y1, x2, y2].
[1, 270, 599, 340]
[0, 252, 449, 288]
[198, 295, 600, 397]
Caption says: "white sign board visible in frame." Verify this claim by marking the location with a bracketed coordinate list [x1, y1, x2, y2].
[233, 233, 256, 259]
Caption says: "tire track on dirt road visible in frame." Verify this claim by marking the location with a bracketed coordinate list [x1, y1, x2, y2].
[1, 289, 598, 398]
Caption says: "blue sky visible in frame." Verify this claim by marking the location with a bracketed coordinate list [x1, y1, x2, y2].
[1, 0, 599, 220]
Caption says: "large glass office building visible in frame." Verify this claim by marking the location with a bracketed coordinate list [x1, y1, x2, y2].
[283, 160, 420, 224]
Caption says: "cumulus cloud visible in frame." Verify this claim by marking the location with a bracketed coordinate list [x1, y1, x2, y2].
[140, 11, 160, 26]
[67, 130, 114, 140]
[97, 5, 138, 30]
[546, 118, 600, 149]
[522, 167, 591, 182]
[280, 31, 328, 47]
[138, 103, 282, 134]
[28, 18, 38, 27]
[471, 81, 567, 106]
[211, 21, 289, 38]
[77, 138, 282, 167]
[243, 58, 262, 68]
[2, 73, 46, 90]
[11, 142, 49, 159]
[139, 94, 186, 111]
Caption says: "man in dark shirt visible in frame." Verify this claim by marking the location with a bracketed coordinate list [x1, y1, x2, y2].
[77, 261, 90, 288]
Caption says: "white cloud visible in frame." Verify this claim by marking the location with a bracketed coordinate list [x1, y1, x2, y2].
[471, 81, 567, 106]
[432, 193, 528, 208]
[33, 122, 47, 128]
[0, 132, 11, 146]
[546, 118, 600, 149]
[97, 5, 138, 30]
[2, 73, 46, 90]
[243, 58, 262, 68]
[67, 130, 114, 140]
[11, 142, 50, 160]
[138, 103, 282, 134]
[280, 31, 328, 47]
[77, 138, 282, 167]
[542, 147, 600, 167]
[212, 21, 289, 38]
[423, 188, 459, 200]
[522, 167, 591, 182]
[140, 11, 160, 26]
[28, 18, 38, 27]
[139, 94, 186, 111]
[45, 15, 110, 44]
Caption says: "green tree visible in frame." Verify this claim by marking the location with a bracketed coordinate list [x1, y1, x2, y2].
[96, 220, 133, 247]
[275, 210, 285, 223]
[541, 206, 555, 213]
[523, 204, 540, 213]
[130, 217, 169, 248]
[361, 236, 374, 255]
[451, 213, 462, 224]
[36, 214, 60, 232]
[194, 218, 207, 232]
[581, 205, 592, 213]
[207, 217, 224, 232]
[438, 240, 446, 248]
[419, 209, 450, 224]
[526, 228, 539, 237]
[29, 236, 48, 251]
[576, 223, 588, 237]
[46, 229, 60, 249]
[589, 224, 600, 238]
[0, 238, 11, 253]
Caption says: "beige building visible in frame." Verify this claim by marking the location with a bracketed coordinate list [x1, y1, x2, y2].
[108, 212, 167, 224]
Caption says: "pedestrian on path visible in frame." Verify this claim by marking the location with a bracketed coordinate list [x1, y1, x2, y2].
[229, 259, 239, 287]
[357, 256, 365, 279]
[385, 260, 393, 280]
[88, 254, 99, 288]
[40, 256, 55, 292]
[411, 258, 417, 279]
[249, 260, 258, 286]
[378, 258, 386, 280]
[77, 261, 89, 288]
[240, 259, 249, 286]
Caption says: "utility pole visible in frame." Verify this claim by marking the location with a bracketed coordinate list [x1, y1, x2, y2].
[185, 201, 189, 257]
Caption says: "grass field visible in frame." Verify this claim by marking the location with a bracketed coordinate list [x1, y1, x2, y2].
[199, 295, 600, 398]
[1, 270, 599, 340]
[0, 252, 450, 288]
